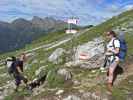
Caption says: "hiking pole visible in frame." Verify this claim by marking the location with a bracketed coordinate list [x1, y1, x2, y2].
[95, 55, 108, 82]
[103, 55, 108, 68]
[99, 55, 108, 73]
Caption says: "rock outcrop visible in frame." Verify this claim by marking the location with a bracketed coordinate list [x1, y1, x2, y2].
[65, 37, 105, 69]
[57, 68, 72, 81]
[48, 48, 66, 64]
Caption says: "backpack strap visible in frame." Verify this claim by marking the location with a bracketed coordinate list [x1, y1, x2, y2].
[112, 38, 119, 49]
[112, 38, 120, 58]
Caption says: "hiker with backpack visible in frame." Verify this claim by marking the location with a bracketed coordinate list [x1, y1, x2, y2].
[103, 30, 127, 93]
[6, 53, 28, 91]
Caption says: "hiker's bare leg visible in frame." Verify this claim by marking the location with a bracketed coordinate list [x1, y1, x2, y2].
[107, 61, 119, 92]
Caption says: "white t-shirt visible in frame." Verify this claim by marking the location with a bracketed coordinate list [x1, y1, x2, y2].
[107, 38, 120, 51]
[106, 37, 120, 62]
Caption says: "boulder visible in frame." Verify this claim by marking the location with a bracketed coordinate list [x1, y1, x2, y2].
[48, 48, 65, 64]
[57, 68, 72, 81]
[74, 37, 104, 62]
[79, 54, 104, 69]
[65, 37, 105, 69]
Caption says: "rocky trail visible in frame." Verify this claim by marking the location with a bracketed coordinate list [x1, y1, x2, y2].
[25, 28, 91, 54]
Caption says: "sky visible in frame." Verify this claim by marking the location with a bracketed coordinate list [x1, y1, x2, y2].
[0, 0, 133, 25]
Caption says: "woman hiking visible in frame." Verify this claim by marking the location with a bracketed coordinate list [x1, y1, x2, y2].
[105, 30, 120, 94]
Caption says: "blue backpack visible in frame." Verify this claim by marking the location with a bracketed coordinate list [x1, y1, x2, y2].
[113, 35, 127, 61]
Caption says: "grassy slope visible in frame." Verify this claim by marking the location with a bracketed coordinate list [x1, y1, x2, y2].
[1, 9, 133, 100]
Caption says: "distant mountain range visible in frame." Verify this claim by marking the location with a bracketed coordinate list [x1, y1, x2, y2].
[0, 16, 68, 53]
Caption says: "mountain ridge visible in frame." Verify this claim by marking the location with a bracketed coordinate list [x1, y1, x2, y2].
[0, 16, 68, 53]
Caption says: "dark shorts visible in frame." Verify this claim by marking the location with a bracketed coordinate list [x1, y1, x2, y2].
[13, 73, 27, 86]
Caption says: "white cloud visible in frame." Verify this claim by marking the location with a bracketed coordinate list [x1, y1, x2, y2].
[123, 4, 133, 10]
[0, 0, 133, 25]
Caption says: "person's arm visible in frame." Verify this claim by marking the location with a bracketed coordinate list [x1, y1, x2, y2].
[112, 48, 120, 54]
[16, 66, 23, 74]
